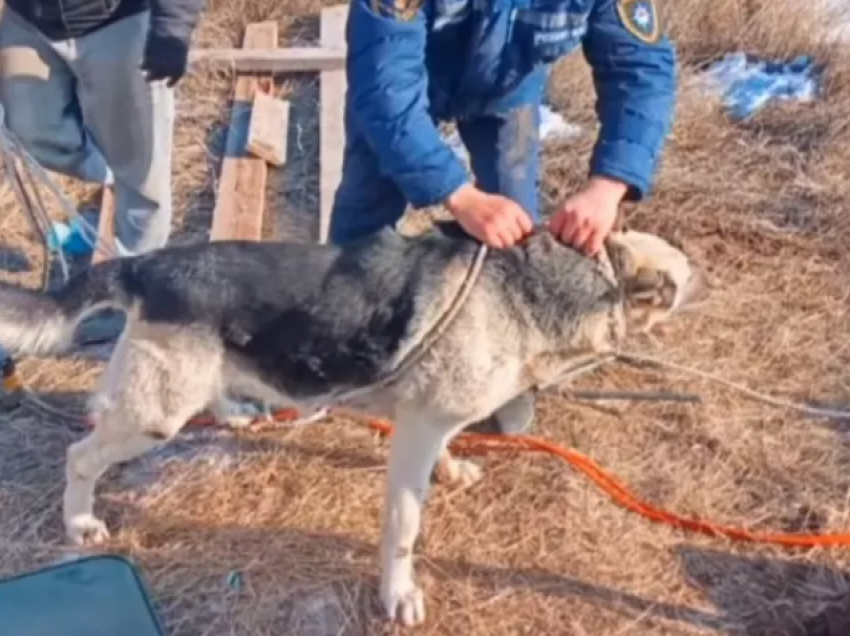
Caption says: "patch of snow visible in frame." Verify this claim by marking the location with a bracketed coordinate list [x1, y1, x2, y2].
[539, 104, 583, 141]
[696, 53, 822, 120]
[444, 104, 582, 164]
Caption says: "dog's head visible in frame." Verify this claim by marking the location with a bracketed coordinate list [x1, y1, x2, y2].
[603, 228, 709, 332]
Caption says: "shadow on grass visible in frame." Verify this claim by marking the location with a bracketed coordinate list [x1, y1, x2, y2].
[114, 514, 850, 635]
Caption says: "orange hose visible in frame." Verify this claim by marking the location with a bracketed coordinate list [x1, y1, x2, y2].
[82, 407, 850, 549]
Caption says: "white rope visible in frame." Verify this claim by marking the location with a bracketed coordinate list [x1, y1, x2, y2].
[617, 351, 850, 420]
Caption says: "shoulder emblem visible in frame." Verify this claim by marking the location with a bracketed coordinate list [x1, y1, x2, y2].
[371, 0, 424, 21]
[616, 0, 661, 44]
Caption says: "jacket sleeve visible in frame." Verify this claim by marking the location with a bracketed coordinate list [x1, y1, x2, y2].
[149, 0, 206, 43]
[347, 0, 470, 208]
[581, 0, 677, 201]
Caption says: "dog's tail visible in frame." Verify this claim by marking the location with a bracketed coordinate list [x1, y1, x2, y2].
[0, 259, 130, 356]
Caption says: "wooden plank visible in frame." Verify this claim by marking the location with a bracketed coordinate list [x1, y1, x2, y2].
[319, 5, 348, 244]
[91, 186, 115, 265]
[210, 21, 279, 242]
[189, 46, 345, 73]
[246, 91, 289, 167]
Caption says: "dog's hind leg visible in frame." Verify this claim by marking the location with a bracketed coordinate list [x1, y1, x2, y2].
[63, 328, 219, 546]
[434, 451, 482, 488]
[379, 414, 463, 626]
[434, 392, 537, 488]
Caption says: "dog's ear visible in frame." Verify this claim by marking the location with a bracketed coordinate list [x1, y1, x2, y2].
[603, 235, 636, 281]
[677, 263, 711, 308]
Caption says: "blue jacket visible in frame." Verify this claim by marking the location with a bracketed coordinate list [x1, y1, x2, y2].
[345, 0, 677, 208]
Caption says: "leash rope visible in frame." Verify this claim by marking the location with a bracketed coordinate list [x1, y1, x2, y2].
[79, 399, 850, 548]
[329, 241, 489, 404]
[9, 349, 844, 550]
[618, 351, 850, 420]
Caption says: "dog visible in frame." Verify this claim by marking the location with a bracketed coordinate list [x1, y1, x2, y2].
[0, 221, 707, 626]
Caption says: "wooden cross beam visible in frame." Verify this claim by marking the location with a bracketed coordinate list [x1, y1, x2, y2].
[189, 46, 345, 73]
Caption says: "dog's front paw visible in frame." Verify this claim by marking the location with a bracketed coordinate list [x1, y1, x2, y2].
[435, 457, 483, 488]
[381, 578, 426, 626]
[65, 514, 111, 546]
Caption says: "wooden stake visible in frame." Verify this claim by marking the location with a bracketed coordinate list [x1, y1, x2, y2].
[210, 21, 279, 242]
[318, 5, 348, 244]
[91, 186, 115, 265]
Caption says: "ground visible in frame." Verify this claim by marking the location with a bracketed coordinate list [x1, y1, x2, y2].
[2, 0, 850, 634]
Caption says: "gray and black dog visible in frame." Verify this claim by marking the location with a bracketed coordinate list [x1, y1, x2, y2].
[0, 221, 707, 626]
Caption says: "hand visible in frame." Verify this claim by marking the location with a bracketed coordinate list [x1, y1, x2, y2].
[548, 176, 628, 256]
[445, 184, 534, 249]
[141, 34, 190, 87]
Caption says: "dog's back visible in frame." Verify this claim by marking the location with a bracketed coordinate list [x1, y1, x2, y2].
[173, 228, 480, 398]
[0, 226, 481, 396]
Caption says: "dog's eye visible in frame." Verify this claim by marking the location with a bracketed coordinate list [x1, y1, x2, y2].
[627, 269, 678, 309]
[629, 268, 664, 292]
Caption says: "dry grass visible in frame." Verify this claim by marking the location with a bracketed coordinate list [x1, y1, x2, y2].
[3, 0, 850, 634]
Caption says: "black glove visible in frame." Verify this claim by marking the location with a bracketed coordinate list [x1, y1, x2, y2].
[141, 34, 189, 88]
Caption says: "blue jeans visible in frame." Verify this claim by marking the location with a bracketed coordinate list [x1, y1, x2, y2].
[0, 7, 175, 255]
[329, 104, 541, 245]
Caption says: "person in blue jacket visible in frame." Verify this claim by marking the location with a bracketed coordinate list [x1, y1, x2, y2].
[330, 0, 676, 256]
[329, 0, 676, 435]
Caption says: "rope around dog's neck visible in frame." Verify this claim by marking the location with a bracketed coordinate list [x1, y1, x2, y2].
[330, 242, 489, 403]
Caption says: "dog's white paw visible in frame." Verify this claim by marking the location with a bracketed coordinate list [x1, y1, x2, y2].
[381, 579, 426, 626]
[66, 514, 111, 546]
[436, 458, 483, 488]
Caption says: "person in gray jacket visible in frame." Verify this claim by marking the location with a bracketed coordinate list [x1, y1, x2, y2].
[0, 0, 205, 343]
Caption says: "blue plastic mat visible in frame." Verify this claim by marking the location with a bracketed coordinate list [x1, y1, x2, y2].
[0, 555, 166, 636]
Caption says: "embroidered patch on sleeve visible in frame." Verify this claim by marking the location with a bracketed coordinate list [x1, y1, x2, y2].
[616, 0, 661, 44]
[371, 0, 424, 21]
